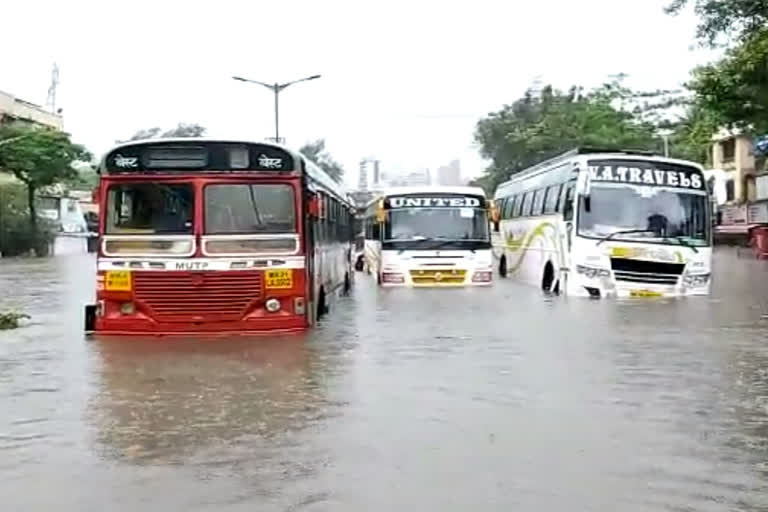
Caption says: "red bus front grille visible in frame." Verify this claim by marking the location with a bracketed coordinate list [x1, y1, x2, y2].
[133, 271, 262, 321]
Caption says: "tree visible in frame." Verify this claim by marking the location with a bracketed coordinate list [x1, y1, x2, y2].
[122, 123, 207, 142]
[161, 123, 206, 138]
[299, 139, 345, 182]
[64, 161, 100, 189]
[0, 124, 91, 255]
[471, 82, 661, 194]
[665, 0, 768, 46]
[667, 1, 768, 135]
[687, 30, 768, 134]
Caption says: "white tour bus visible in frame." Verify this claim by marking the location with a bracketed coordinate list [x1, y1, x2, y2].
[360, 186, 493, 287]
[491, 148, 712, 298]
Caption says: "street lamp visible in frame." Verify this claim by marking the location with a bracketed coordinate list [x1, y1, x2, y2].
[657, 128, 674, 157]
[232, 74, 321, 143]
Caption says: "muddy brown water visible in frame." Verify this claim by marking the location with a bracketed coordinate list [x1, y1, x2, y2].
[1, 248, 767, 511]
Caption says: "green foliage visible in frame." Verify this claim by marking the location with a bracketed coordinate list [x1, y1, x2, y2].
[0, 124, 91, 188]
[663, 106, 721, 164]
[299, 139, 345, 183]
[0, 183, 55, 257]
[0, 311, 30, 330]
[687, 29, 768, 134]
[64, 162, 99, 189]
[665, 0, 768, 45]
[0, 124, 90, 255]
[668, 1, 768, 136]
[123, 123, 207, 142]
[471, 82, 662, 194]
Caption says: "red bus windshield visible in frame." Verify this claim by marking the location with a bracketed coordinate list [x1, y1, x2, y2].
[106, 183, 194, 235]
[204, 184, 296, 234]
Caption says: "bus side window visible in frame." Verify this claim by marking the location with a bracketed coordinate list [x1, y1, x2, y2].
[561, 182, 575, 221]
[502, 197, 513, 219]
[521, 192, 533, 217]
[517, 193, 528, 217]
[509, 196, 518, 218]
[545, 184, 561, 214]
[532, 189, 545, 216]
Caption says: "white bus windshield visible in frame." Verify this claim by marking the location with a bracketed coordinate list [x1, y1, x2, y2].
[385, 207, 489, 242]
[578, 184, 709, 246]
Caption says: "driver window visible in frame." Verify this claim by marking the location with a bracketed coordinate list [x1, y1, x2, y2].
[561, 182, 575, 221]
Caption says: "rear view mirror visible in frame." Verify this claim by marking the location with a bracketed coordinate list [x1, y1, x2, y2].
[576, 169, 591, 197]
[308, 195, 320, 218]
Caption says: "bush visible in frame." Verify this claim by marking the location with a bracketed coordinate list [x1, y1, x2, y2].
[0, 182, 55, 257]
[0, 312, 30, 330]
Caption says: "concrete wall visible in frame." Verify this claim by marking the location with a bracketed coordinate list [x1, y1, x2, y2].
[0, 90, 63, 130]
[711, 134, 756, 203]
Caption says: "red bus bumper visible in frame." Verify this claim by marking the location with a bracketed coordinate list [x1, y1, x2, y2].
[86, 310, 308, 336]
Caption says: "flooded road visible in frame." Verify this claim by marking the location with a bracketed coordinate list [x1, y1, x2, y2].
[1, 248, 768, 511]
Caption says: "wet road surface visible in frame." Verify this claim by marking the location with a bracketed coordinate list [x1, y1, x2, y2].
[1, 248, 768, 511]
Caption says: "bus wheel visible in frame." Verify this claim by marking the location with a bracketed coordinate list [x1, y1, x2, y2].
[499, 256, 508, 278]
[542, 262, 555, 293]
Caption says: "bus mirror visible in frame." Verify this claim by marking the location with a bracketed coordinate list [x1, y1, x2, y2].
[308, 196, 320, 218]
[375, 199, 386, 223]
[576, 170, 591, 197]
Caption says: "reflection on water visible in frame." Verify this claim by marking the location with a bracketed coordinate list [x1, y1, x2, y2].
[1, 248, 768, 510]
[86, 336, 332, 464]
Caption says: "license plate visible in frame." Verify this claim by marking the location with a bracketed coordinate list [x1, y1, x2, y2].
[265, 269, 293, 289]
[105, 270, 132, 291]
[630, 289, 662, 298]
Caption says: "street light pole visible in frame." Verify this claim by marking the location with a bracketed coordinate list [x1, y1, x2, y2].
[232, 74, 321, 143]
[657, 129, 673, 158]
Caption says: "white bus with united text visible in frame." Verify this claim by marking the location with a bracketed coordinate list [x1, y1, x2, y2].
[360, 186, 494, 287]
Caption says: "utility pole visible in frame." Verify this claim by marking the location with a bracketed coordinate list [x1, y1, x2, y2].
[46, 63, 59, 114]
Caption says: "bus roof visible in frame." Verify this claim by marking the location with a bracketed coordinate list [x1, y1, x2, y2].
[365, 185, 486, 207]
[99, 137, 353, 206]
[495, 147, 705, 197]
[99, 137, 300, 170]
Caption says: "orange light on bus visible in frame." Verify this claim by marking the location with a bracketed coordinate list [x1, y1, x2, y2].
[376, 199, 386, 223]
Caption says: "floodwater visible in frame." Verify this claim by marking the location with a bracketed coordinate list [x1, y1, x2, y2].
[1, 248, 768, 511]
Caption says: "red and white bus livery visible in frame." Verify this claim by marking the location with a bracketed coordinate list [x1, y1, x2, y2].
[84, 138, 355, 335]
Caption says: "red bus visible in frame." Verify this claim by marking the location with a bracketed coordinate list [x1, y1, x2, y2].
[84, 138, 355, 335]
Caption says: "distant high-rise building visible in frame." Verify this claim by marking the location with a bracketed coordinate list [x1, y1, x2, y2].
[357, 160, 368, 191]
[373, 160, 380, 187]
[436, 160, 461, 186]
[387, 169, 431, 187]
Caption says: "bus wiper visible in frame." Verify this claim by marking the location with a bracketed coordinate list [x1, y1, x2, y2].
[595, 229, 657, 246]
[664, 236, 699, 253]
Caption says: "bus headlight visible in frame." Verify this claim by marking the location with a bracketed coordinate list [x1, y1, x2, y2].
[294, 297, 306, 315]
[472, 271, 492, 282]
[120, 302, 135, 315]
[381, 272, 405, 283]
[265, 298, 281, 313]
[576, 265, 610, 279]
[683, 273, 710, 287]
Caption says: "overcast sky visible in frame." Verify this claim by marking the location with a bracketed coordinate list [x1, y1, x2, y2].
[1, 0, 719, 187]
